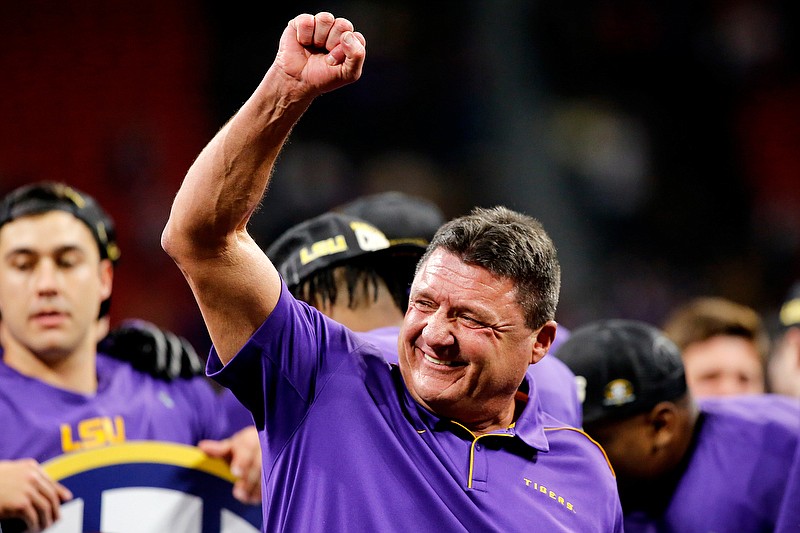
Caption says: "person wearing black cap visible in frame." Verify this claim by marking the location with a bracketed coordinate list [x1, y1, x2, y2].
[556, 318, 800, 532]
[0, 182, 261, 531]
[334, 190, 446, 313]
[266, 211, 405, 333]
[769, 282, 800, 398]
[336, 190, 445, 247]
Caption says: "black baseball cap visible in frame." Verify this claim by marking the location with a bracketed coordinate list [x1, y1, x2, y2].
[0, 181, 121, 318]
[265, 211, 393, 287]
[555, 319, 688, 426]
[335, 191, 445, 250]
[0, 181, 120, 263]
[779, 282, 800, 329]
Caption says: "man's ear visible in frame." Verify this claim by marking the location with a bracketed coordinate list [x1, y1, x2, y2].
[647, 401, 680, 451]
[530, 320, 558, 364]
[99, 259, 114, 301]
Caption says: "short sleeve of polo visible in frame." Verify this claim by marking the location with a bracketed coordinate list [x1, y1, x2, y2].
[207, 281, 363, 442]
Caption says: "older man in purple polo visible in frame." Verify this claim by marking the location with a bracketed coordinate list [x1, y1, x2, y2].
[162, 11, 622, 532]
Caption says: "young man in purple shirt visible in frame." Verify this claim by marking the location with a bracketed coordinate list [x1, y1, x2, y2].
[555, 318, 800, 532]
[163, 12, 622, 531]
[0, 182, 261, 530]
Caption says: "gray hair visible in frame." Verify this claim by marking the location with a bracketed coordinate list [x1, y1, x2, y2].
[418, 206, 561, 330]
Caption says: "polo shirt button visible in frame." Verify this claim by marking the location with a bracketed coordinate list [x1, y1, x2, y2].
[475, 444, 482, 451]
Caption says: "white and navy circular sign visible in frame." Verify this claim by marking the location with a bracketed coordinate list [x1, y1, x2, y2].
[39, 441, 261, 533]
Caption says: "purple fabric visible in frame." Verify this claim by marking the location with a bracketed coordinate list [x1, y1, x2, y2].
[776, 434, 800, 533]
[358, 325, 582, 428]
[549, 323, 571, 354]
[219, 387, 255, 433]
[623, 394, 800, 532]
[209, 282, 623, 532]
[0, 353, 229, 462]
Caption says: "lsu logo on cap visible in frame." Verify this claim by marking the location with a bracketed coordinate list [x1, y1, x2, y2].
[602, 379, 636, 407]
[349, 221, 390, 251]
[300, 235, 348, 265]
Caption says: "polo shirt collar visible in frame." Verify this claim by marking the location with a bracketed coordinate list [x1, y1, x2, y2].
[512, 372, 551, 451]
[396, 368, 550, 452]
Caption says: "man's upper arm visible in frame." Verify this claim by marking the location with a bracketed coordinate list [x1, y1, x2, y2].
[172, 230, 282, 365]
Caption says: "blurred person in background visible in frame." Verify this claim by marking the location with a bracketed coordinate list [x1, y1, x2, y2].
[556, 319, 800, 532]
[0, 182, 260, 532]
[661, 296, 769, 397]
[768, 282, 800, 398]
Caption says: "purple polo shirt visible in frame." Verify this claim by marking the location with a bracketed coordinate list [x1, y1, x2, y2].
[776, 436, 800, 533]
[209, 282, 623, 532]
[359, 325, 582, 428]
[220, 387, 256, 433]
[0, 353, 229, 462]
[623, 394, 800, 532]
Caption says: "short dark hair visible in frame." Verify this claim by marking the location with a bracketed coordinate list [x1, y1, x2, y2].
[0, 181, 120, 318]
[419, 206, 561, 330]
[0, 181, 120, 263]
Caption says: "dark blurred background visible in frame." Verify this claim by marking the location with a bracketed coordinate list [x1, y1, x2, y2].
[2, 1, 798, 353]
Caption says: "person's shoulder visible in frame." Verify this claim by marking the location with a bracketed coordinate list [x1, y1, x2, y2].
[255, 278, 339, 340]
[531, 352, 575, 380]
[698, 394, 800, 450]
[0, 355, 18, 381]
[699, 394, 800, 425]
[542, 416, 615, 476]
[96, 352, 156, 384]
[274, 285, 387, 362]
[700, 392, 800, 407]
[0, 358, 21, 407]
[95, 351, 129, 370]
[354, 327, 401, 364]
[96, 353, 214, 392]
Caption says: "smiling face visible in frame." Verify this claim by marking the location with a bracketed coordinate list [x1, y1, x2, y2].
[0, 211, 112, 365]
[398, 248, 554, 433]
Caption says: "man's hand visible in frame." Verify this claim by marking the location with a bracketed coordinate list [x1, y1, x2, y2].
[0, 459, 72, 532]
[274, 11, 366, 98]
[198, 427, 262, 505]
